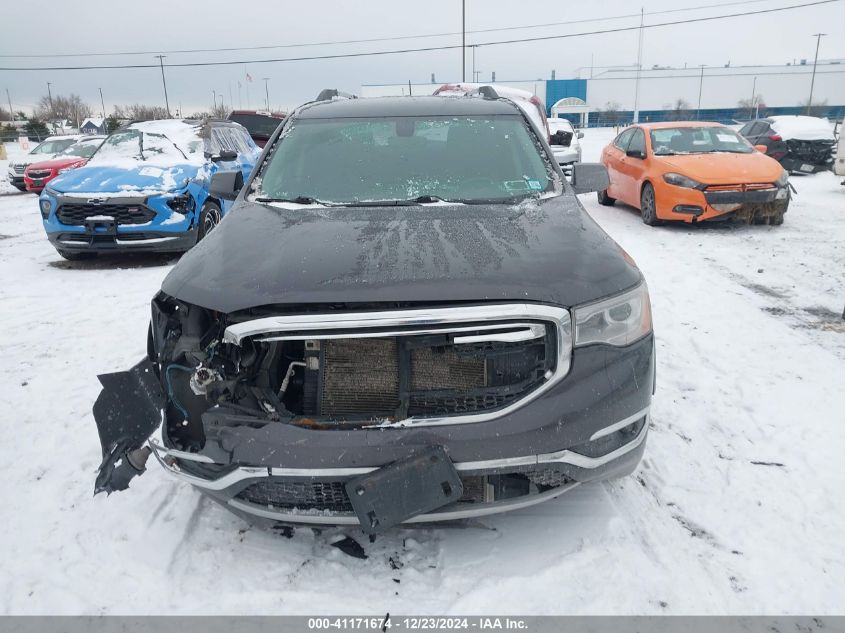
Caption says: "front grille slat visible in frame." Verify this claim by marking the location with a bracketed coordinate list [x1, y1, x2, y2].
[57, 202, 156, 226]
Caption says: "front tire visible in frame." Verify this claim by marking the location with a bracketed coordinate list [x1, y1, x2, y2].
[640, 183, 661, 226]
[597, 188, 616, 206]
[197, 200, 222, 242]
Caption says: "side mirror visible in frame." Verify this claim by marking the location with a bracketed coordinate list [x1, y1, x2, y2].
[209, 170, 243, 201]
[754, 144, 768, 153]
[626, 149, 645, 159]
[570, 163, 610, 194]
[211, 149, 238, 162]
[577, 131, 584, 139]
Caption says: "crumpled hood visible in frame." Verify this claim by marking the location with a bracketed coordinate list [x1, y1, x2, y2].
[47, 163, 204, 195]
[161, 194, 642, 314]
[656, 151, 783, 185]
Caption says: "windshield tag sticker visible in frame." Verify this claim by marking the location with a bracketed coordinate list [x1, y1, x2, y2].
[526, 179, 543, 190]
[716, 134, 740, 143]
[504, 180, 530, 192]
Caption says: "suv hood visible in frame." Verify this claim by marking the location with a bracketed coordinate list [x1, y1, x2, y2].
[47, 163, 203, 195]
[656, 151, 783, 184]
[161, 194, 641, 314]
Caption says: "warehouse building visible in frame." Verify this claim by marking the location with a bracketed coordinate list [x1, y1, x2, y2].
[360, 61, 845, 126]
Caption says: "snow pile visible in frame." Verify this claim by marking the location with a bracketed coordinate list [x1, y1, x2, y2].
[769, 116, 835, 141]
[88, 120, 204, 169]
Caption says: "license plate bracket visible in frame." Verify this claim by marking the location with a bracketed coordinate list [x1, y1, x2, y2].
[84, 215, 117, 235]
[344, 446, 463, 534]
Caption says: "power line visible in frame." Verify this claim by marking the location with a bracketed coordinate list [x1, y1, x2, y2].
[0, 0, 795, 59]
[0, 0, 837, 72]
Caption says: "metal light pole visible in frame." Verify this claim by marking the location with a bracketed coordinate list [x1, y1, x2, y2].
[696, 65, 706, 120]
[632, 8, 644, 123]
[46, 82, 53, 115]
[807, 33, 826, 115]
[99, 87, 106, 123]
[462, 0, 466, 82]
[154, 55, 171, 118]
[750, 76, 757, 120]
[212, 89, 217, 111]
[262, 78, 270, 111]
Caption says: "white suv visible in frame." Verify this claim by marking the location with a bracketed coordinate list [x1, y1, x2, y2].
[548, 118, 583, 172]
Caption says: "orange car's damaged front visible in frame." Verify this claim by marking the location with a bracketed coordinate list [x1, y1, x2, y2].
[599, 122, 791, 226]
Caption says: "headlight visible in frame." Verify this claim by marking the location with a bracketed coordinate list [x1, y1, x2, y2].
[39, 199, 52, 219]
[663, 172, 704, 189]
[775, 170, 788, 187]
[574, 282, 653, 347]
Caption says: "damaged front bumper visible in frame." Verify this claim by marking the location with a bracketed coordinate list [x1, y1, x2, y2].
[92, 330, 654, 531]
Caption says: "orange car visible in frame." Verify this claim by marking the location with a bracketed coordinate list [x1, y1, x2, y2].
[599, 122, 790, 225]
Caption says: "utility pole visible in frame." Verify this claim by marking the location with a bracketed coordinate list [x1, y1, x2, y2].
[99, 87, 106, 125]
[46, 82, 53, 116]
[462, 0, 466, 82]
[807, 33, 826, 115]
[697, 65, 706, 119]
[750, 76, 757, 120]
[632, 8, 644, 123]
[262, 78, 270, 111]
[154, 55, 171, 118]
[212, 89, 217, 111]
[6, 88, 13, 123]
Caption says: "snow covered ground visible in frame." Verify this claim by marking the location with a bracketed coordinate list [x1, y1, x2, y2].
[0, 129, 843, 615]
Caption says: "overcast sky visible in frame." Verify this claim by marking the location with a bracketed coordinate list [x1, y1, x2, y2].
[1, 0, 842, 116]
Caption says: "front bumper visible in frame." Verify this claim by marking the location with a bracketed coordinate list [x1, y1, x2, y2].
[780, 156, 831, 174]
[48, 229, 197, 253]
[657, 184, 790, 222]
[94, 333, 655, 528]
[7, 169, 25, 187]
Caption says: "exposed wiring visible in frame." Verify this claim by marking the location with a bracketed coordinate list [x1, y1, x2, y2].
[164, 364, 194, 420]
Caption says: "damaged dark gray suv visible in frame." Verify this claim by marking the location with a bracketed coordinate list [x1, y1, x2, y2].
[93, 93, 655, 534]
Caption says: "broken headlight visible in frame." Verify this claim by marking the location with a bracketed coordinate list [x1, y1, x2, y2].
[574, 282, 652, 347]
[166, 192, 196, 213]
[775, 170, 789, 187]
[662, 172, 705, 190]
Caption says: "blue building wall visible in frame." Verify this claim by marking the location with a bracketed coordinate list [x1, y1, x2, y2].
[544, 78, 844, 127]
[545, 79, 587, 113]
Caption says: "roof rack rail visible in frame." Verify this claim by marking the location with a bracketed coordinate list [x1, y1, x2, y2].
[315, 89, 358, 102]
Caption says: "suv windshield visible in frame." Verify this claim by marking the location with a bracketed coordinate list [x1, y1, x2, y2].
[89, 129, 188, 165]
[650, 127, 753, 155]
[58, 139, 103, 159]
[255, 114, 554, 204]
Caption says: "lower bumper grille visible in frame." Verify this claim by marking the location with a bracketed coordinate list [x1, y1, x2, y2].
[235, 469, 573, 512]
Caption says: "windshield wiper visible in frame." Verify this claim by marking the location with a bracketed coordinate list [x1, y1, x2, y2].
[344, 196, 453, 207]
[255, 196, 319, 205]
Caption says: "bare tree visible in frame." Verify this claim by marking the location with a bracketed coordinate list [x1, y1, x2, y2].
[599, 101, 624, 126]
[210, 103, 231, 119]
[0, 106, 12, 122]
[737, 94, 766, 119]
[798, 98, 828, 118]
[111, 104, 170, 121]
[36, 93, 92, 127]
[667, 98, 692, 121]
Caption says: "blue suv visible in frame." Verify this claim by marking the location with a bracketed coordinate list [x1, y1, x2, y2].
[38, 119, 259, 259]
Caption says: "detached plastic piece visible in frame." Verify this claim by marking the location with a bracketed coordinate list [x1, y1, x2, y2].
[345, 446, 463, 535]
[92, 358, 165, 495]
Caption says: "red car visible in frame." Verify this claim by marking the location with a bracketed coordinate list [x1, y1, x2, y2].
[24, 136, 106, 193]
[227, 110, 286, 147]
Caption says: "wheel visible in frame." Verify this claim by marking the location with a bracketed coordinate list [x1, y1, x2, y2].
[597, 188, 616, 206]
[197, 200, 222, 241]
[57, 249, 96, 261]
[640, 183, 661, 226]
[771, 199, 788, 226]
